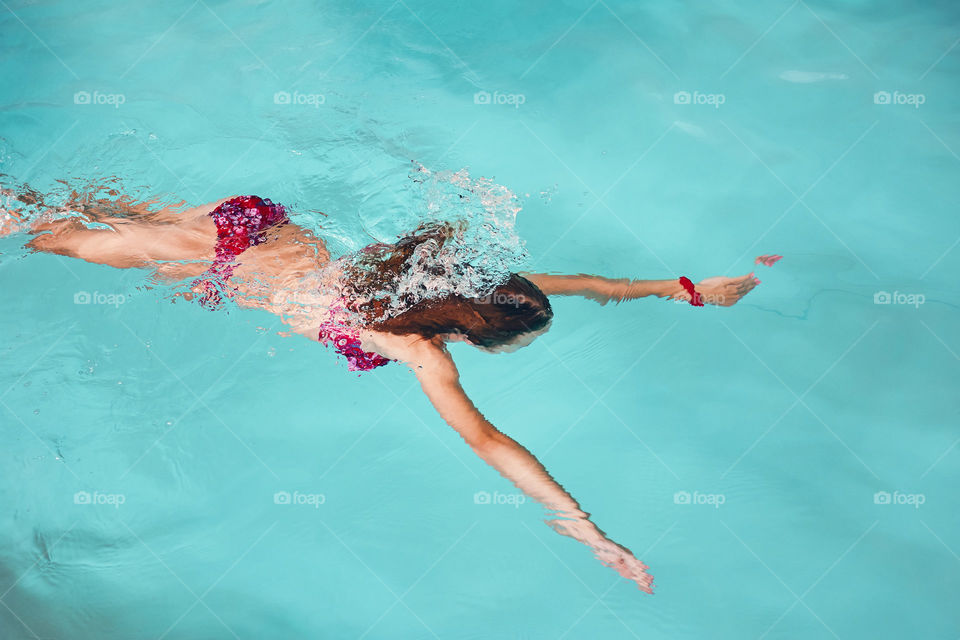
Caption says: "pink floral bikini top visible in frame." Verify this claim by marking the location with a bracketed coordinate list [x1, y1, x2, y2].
[317, 304, 391, 372]
[194, 195, 392, 372]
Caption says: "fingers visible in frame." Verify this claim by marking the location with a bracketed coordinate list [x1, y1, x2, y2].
[712, 273, 758, 306]
[736, 277, 758, 297]
[755, 254, 782, 266]
[693, 272, 761, 306]
[737, 275, 758, 293]
[739, 272, 760, 290]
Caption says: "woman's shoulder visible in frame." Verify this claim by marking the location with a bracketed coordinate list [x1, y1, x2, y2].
[358, 330, 450, 371]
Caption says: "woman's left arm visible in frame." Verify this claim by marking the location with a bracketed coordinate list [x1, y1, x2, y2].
[522, 272, 759, 307]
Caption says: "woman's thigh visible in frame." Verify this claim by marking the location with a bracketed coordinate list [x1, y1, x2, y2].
[26, 202, 223, 269]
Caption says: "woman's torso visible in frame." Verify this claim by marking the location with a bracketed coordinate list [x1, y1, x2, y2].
[138, 198, 401, 361]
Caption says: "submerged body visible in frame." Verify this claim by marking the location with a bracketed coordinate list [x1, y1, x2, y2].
[2, 189, 763, 592]
[23, 194, 344, 339]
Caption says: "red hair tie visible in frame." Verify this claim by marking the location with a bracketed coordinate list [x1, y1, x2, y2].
[678, 277, 704, 307]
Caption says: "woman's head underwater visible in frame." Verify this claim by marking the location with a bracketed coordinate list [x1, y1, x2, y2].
[373, 272, 553, 350]
[344, 223, 553, 351]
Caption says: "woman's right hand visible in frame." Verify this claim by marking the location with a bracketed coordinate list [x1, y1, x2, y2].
[592, 538, 654, 593]
[548, 518, 654, 593]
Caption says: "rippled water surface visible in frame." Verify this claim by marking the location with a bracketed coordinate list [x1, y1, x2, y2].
[1, 1, 958, 638]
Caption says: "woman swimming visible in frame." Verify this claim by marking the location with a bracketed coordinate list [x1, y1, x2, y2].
[1, 189, 761, 593]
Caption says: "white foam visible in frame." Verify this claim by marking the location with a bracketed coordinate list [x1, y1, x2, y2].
[325, 165, 530, 322]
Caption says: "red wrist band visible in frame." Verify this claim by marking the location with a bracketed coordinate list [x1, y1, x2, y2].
[678, 277, 704, 307]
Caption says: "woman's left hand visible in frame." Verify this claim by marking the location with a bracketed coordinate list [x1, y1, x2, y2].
[693, 273, 760, 306]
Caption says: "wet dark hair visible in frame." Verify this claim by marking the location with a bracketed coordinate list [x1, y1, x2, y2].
[345, 223, 553, 347]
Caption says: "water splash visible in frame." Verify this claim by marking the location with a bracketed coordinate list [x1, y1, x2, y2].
[0, 173, 170, 234]
[325, 164, 530, 323]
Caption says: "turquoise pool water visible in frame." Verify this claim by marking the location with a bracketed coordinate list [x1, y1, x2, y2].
[1, 1, 958, 638]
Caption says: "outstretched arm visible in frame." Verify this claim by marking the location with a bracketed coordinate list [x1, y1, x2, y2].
[361, 331, 653, 592]
[522, 272, 759, 307]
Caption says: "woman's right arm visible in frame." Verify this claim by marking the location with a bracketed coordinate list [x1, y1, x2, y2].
[362, 332, 654, 592]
